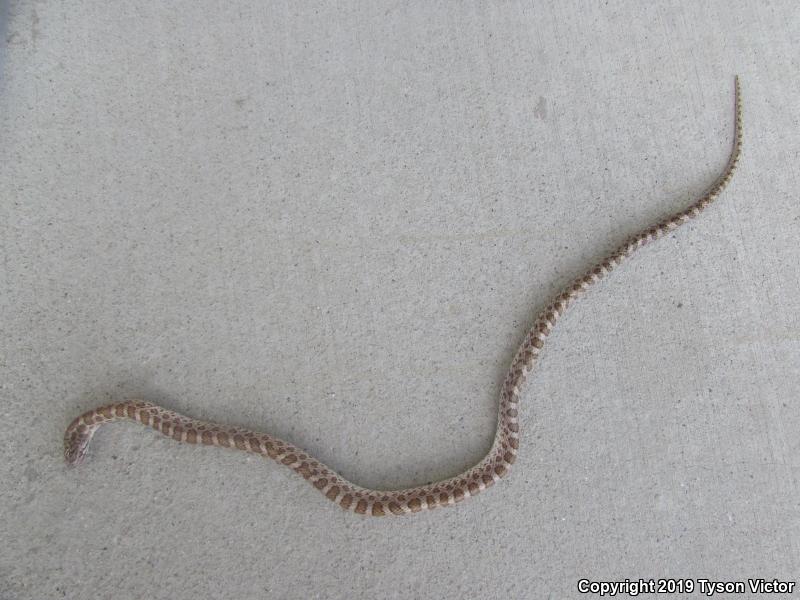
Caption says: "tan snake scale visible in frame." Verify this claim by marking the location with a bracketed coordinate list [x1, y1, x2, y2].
[65, 78, 743, 516]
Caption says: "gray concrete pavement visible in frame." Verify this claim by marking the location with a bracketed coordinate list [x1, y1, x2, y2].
[2, 2, 799, 598]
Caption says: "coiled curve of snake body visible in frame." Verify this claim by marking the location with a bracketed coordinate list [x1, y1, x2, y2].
[65, 78, 742, 516]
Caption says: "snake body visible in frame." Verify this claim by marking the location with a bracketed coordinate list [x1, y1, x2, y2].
[65, 78, 742, 516]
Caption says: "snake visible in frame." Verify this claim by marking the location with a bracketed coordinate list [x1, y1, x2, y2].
[65, 77, 742, 516]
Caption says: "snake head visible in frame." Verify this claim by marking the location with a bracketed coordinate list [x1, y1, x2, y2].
[64, 425, 94, 466]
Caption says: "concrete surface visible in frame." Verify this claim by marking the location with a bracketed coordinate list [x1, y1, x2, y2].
[2, 1, 799, 598]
